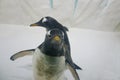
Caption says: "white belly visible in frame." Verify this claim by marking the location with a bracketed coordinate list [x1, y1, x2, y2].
[33, 48, 66, 80]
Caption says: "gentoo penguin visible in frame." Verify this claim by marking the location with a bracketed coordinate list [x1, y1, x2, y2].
[30, 16, 82, 70]
[10, 29, 80, 80]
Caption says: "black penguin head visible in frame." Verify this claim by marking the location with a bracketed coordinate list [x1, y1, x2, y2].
[40, 29, 65, 57]
[30, 16, 68, 31]
[45, 29, 64, 49]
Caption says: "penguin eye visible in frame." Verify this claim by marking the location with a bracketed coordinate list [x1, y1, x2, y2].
[42, 17, 47, 23]
[61, 32, 64, 37]
[47, 30, 52, 38]
[47, 30, 51, 35]
[47, 29, 64, 39]
[60, 31, 64, 39]
[47, 29, 55, 35]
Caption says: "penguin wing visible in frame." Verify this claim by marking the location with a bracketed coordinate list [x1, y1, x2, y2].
[10, 49, 35, 61]
[63, 31, 82, 70]
[64, 44, 82, 70]
[67, 63, 80, 80]
[66, 59, 82, 70]
[74, 63, 82, 70]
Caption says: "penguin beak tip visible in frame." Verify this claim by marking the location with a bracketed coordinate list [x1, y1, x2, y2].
[30, 23, 38, 27]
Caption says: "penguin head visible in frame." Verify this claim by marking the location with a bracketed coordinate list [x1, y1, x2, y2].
[41, 29, 65, 57]
[45, 29, 64, 48]
[30, 16, 68, 31]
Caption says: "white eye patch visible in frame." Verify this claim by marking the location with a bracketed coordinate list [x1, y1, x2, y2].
[47, 30, 51, 36]
[42, 17, 47, 23]
[47, 29, 64, 38]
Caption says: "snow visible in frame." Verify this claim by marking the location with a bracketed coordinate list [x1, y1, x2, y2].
[0, 24, 120, 80]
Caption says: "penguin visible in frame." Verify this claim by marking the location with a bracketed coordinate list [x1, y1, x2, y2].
[10, 29, 80, 80]
[30, 16, 82, 70]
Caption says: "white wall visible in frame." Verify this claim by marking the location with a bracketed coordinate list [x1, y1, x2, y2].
[0, 0, 120, 31]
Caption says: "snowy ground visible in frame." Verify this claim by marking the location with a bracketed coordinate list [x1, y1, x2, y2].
[0, 24, 120, 80]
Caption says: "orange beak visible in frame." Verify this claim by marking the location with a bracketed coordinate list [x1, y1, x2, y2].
[53, 35, 60, 41]
[30, 23, 39, 27]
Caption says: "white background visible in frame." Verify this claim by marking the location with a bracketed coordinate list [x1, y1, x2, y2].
[0, 0, 120, 31]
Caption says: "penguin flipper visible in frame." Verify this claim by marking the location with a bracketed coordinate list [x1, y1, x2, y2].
[67, 63, 80, 80]
[10, 49, 35, 61]
[66, 59, 82, 70]
[74, 63, 82, 70]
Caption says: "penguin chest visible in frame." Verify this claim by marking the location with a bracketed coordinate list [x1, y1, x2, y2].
[33, 48, 66, 80]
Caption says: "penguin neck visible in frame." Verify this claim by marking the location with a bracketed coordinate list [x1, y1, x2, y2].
[39, 42, 64, 57]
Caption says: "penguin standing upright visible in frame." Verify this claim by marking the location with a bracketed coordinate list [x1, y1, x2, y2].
[33, 29, 66, 80]
[30, 16, 82, 70]
[10, 16, 82, 80]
